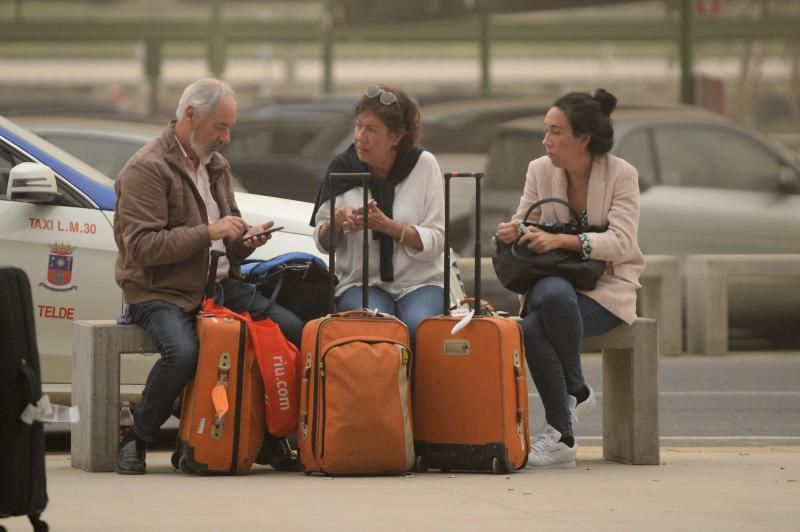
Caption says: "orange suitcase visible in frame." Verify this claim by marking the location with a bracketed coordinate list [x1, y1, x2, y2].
[172, 314, 265, 475]
[171, 251, 266, 475]
[297, 172, 414, 475]
[413, 172, 530, 474]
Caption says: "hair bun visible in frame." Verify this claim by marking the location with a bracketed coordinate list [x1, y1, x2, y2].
[594, 88, 617, 116]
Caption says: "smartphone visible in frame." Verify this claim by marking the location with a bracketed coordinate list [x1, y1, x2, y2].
[242, 225, 284, 241]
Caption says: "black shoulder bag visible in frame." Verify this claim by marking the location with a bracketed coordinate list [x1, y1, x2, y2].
[491, 197, 607, 293]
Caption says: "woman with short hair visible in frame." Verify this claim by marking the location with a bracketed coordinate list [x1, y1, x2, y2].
[311, 84, 445, 349]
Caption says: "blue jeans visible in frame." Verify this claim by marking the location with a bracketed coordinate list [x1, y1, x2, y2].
[336, 284, 443, 350]
[521, 277, 622, 438]
[128, 277, 304, 442]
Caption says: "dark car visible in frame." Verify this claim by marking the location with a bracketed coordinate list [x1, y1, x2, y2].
[224, 99, 357, 203]
[476, 106, 800, 345]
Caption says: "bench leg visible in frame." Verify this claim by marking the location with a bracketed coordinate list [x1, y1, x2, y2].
[71, 325, 121, 472]
[640, 274, 682, 355]
[601, 322, 660, 465]
[686, 258, 729, 355]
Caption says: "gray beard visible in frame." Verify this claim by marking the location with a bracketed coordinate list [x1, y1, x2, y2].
[189, 130, 221, 164]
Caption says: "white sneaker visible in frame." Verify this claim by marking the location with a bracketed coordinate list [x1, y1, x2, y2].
[569, 384, 596, 425]
[526, 424, 576, 469]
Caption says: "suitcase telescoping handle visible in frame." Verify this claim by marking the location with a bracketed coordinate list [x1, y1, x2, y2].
[443, 171, 484, 316]
[328, 172, 371, 313]
[206, 250, 226, 299]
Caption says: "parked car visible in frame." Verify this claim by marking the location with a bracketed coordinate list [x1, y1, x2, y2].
[225, 99, 357, 203]
[0, 114, 320, 404]
[475, 106, 800, 346]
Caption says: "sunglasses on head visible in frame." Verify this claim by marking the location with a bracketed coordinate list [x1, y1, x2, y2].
[365, 85, 398, 106]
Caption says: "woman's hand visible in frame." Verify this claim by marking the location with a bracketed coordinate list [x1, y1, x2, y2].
[360, 199, 393, 234]
[519, 227, 565, 254]
[496, 221, 522, 245]
[334, 206, 360, 233]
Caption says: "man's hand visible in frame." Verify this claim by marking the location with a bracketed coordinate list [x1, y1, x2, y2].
[209, 216, 248, 241]
[241, 221, 276, 249]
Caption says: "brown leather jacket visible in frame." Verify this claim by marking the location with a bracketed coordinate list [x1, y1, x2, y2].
[113, 122, 252, 312]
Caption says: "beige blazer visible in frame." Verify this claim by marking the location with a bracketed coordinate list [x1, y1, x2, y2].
[511, 154, 645, 324]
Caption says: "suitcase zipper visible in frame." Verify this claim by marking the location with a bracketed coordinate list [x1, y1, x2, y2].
[229, 322, 247, 474]
[310, 322, 324, 461]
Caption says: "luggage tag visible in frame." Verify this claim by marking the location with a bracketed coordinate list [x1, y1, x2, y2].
[211, 384, 229, 421]
[450, 308, 474, 335]
[20, 395, 80, 424]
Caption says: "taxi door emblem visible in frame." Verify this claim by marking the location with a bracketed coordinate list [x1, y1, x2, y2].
[41, 243, 78, 292]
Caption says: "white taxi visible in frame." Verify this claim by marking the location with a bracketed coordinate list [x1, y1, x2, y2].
[0, 115, 319, 404]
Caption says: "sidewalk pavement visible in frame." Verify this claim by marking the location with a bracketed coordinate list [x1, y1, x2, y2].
[3, 447, 798, 532]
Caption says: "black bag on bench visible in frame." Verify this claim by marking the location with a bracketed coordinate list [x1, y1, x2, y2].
[241, 252, 335, 322]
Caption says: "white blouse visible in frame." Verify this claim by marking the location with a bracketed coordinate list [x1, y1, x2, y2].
[313, 150, 445, 300]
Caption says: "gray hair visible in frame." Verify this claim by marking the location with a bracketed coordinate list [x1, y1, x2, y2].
[175, 78, 236, 121]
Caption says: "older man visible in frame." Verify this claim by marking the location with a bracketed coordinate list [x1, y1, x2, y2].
[113, 78, 303, 474]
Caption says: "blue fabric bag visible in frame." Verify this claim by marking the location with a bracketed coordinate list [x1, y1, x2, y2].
[241, 252, 333, 322]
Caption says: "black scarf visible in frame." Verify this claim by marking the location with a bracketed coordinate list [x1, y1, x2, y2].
[310, 144, 423, 282]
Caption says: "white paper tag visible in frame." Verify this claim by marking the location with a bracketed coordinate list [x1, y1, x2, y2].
[450, 309, 474, 335]
[20, 395, 80, 424]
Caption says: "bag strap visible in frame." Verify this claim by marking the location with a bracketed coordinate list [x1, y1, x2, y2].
[522, 197, 581, 225]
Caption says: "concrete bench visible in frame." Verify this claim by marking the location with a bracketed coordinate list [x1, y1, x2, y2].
[686, 254, 800, 355]
[580, 318, 660, 465]
[71, 320, 156, 472]
[71, 317, 658, 469]
[457, 255, 681, 355]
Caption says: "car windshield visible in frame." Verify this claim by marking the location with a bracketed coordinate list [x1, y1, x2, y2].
[0, 115, 114, 187]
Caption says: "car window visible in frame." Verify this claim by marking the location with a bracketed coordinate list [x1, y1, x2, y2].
[37, 133, 142, 179]
[616, 127, 657, 189]
[652, 124, 783, 191]
[485, 130, 545, 189]
[0, 139, 86, 207]
[0, 142, 24, 199]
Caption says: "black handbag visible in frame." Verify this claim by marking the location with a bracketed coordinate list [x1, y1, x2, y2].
[491, 198, 607, 293]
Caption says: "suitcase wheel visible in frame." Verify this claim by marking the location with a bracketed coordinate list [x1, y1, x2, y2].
[178, 455, 196, 475]
[29, 514, 48, 532]
[170, 451, 181, 471]
[415, 455, 428, 473]
[492, 456, 507, 475]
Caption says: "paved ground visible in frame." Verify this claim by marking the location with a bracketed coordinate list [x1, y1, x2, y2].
[25, 354, 800, 531]
[2, 447, 798, 532]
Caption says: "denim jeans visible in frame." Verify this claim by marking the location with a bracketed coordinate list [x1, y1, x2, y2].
[336, 284, 443, 350]
[521, 276, 622, 438]
[128, 278, 304, 442]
